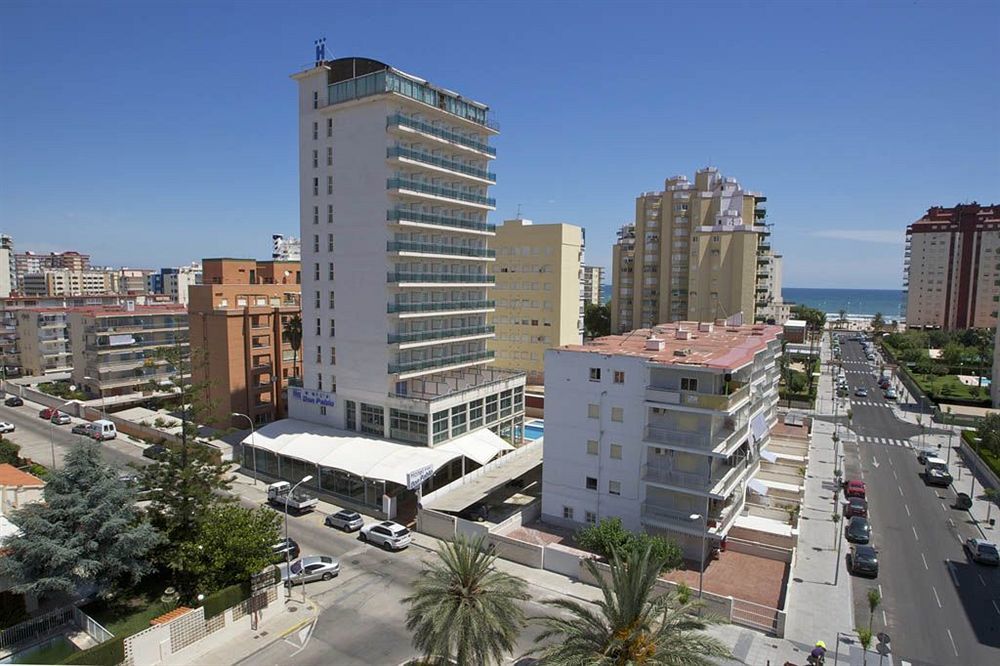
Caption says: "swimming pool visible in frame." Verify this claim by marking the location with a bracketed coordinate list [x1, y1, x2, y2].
[524, 420, 544, 441]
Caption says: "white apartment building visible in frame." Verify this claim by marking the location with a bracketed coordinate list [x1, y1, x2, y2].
[542, 321, 782, 563]
[15, 309, 72, 376]
[0, 236, 12, 298]
[272, 234, 302, 261]
[246, 57, 525, 516]
[582, 265, 604, 306]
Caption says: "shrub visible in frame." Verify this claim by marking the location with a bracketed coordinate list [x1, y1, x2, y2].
[0, 590, 27, 629]
[576, 518, 682, 571]
[201, 581, 251, 619]
[61, 636, 125, 665]
[0, 438, 21, 465]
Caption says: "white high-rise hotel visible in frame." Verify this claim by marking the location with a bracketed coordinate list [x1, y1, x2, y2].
[289, 57, 524, 449]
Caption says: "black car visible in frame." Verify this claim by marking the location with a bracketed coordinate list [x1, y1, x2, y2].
[846, 516, 872, 544]
[849, 544, 879, 577]
[271, 537, 300, 562]
[72, 423, 92, 436]
[4, 396, 23, 407]
[142, 444, 169, 461]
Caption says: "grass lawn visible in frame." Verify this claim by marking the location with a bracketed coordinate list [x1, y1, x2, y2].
[912, 373, 990, 403]
[80, 576, 179, 638]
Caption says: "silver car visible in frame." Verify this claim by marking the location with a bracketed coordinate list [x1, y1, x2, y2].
[325, 509, 364, 532]
[50, 412, 71, 425]
[360, 520, 412, 550]
[278, 555, 341, 586]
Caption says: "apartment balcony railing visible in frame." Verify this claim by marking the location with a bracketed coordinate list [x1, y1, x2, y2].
[87, 322, 185, 334]
[641, 465, 710, 491]
[387, 300, 495, 314]
[387, 113, 496, 156]
[388, 146, 496, 182]
[387, 208, 495, 234]
[387, 241, 495, 259]
[389, 350, 494, 374]
[389, 325, 494, 344]
[645, 383, 750, 413]
[387, 178, 496, 208]
[639, 504, 704, 530]
[388, 272, 495, 284]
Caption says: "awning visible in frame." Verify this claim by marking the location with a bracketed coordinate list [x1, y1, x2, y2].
[751, 413, 769, 443]
[437, 428, 514, 466]
[747, 478, 769, 495]
[242, 419, 461, 487]
[759, 450, 778, 463]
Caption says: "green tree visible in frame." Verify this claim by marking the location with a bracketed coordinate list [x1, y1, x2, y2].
[0, 441, 161, 599]
[857, 627, 873, 666]
[976, 413, 1000, 457]
[172, 504, 281, 596]
[584, 303, 611, 339]
[940, 341, 966, 368]
[576, 518, 682, 571]
[871, 312, 885, 335]
[283, 314, 303, 382]
[867, 587, 881, 633]
[0, 437, 20, 466]
[403, 535, 529, 665]
[790, 304, 826, 331]
[532, 544, 730, 665]
[838, 308, 848, 327]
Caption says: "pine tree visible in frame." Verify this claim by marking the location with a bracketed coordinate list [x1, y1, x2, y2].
[0, 441, 161, 599]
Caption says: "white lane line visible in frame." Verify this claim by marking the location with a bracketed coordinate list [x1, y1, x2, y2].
[904, 504, 911, 517]
[947, 628, 959, 656]
[882, 609, 887, 626]
[979, 574, 986, 587]
[947, 561, 960, 588]
[913, 525, 919, 541]
[898, 485, 904, 496]
[878, 583, 883, 598]
[921, 552, 929, 570]
[932, 585, 942, 608]
[892, 469, 898, 480]
[940, 502, 947, 511]
[888, 456, 894, 466]
[993, 600, 1000, 615]
[948, 518, 955, 527]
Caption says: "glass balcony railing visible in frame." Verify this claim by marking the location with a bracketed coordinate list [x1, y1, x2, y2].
[389, 350, 494, 374]
[389, 325, 494, 344]
[388, 147, 496, 182]
[388, 272, 495, 284]
[387, 208, 495, 233]
[387, 300, 495, 314]
[387, 241, 495, 259]
[387, 114, 496, 156]
[387, 178, 496, 207]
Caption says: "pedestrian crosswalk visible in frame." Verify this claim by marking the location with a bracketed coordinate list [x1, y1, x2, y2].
[858, 435, 911, 448]
[850, 400, 895, 408]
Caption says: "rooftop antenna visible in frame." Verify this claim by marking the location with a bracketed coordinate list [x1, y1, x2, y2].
[516, 203, 523, 220]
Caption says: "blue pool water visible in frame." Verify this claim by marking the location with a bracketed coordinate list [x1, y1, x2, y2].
[524, 422, 544, 441]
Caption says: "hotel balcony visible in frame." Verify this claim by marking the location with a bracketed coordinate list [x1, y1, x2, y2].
[387, 177, 496, 210]
[387, 241, 495, 262]
[389, 324, 495, 347]
[388, 350, 495, 379]
[641, 457, 756, 499]
[387, 208, 495, 236]
[387, 300, 496, 316]
[387, 113, 496, 157]
[645, 383, 750, 414]
[387, 147, 496, 184]
[643, 420, 748, 457]
[387, 271, 495, 287]
[640, 496, 743, 538]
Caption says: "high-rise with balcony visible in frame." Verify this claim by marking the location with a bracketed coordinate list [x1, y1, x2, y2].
[903, 203, 1000, 329]
[491, 218, 584, 384]
[542, 321, 782, 562]
[610, 168, 774, 332]
[581, 265, 604, 306]
[289, 57, 525, 447]
[15, 310, 72, 376]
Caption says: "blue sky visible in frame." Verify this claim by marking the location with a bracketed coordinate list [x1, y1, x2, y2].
[1, 0, 997, 289]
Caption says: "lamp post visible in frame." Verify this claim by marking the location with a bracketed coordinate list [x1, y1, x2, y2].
[284, 475, 313, 598]
[48, 398, 79, 470]
[945, 407, 954, 468]
[232, 412, 258, 485]
[83, 376, 106, 419]
[689, 496, 710, 600]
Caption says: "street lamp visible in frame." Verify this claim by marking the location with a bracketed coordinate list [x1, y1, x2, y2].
[284, 475, 313, 598]
[48, 397, 80, 470]
[945, 407, 954, 468]
[232, 412, 258, 485]
[690, 501, 709, 600]
[83, 376, 105, 419]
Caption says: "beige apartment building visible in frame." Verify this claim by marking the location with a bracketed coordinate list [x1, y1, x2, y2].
[491, 219, 584, 384]
[611, 168, 775, 333]
[904, 203, 1000, 329]
[582, 265, 604, 306]
[15, 309, 72, 375]
[189, 258, 302, 427]
[21, 269, 113, 297]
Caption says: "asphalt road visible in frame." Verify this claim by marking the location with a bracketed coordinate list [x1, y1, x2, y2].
[835, 336, 999, 666]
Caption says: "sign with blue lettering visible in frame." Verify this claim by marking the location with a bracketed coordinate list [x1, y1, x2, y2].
[291, 387, 335, 407]
[314, 38, 327, 64]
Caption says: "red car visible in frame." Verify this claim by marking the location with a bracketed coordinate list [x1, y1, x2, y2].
[845, 497, 869, 518]
[38, 407, 56, 419]
[845, 480, 866, 499]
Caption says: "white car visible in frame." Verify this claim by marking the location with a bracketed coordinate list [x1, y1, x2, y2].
[360, 520, 412, 550]
[325, 509, 364, 532]
[0, 422, 15, 433]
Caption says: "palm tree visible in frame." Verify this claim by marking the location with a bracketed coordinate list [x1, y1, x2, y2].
[531, 544, 730, 665]
[283, 314, 302, 384]
[838, 308, 848, 328]
[403, 535, 529, 665]
[871, 312, 885, 336]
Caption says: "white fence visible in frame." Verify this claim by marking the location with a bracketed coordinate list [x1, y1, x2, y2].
[0, 606, 74, 652]
[72, 606, 114, 644]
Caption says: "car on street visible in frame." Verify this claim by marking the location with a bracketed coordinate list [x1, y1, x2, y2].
[849, 544, 879, 577]
[854, 387, 868, 397]
[38, 407, 56, 419]
[844, 497, 868, 518]
[846, 516, 872, 544]
[360, 520, 412, 550]
[0, 421, 15, 434]
[71, 423, 93, 436]
[271, 537, 301, 562]
[915, 447, 937, 464]
[884, 388, 898, 400]
[277, 555, 340, 586]
[325, 509, 364, 532]
[845, 479, 866, 499]
[50, 412, 71, 425]
[4, 396, 23, 407]
[964, 538, 999, 566]
[142, 444, 169, 461]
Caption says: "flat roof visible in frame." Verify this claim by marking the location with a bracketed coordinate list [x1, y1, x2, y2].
[784, 319, 807, 328]
[556, 321, 782, 370]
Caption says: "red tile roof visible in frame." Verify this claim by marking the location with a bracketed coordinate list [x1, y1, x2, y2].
[0, 463, 45, 487]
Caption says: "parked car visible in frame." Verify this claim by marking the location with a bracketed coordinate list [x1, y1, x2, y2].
[271, 537, 301, 562]
[50, 412, 71, 425]
[915, 447, 937, 464]
[844, 497, 868, 518]
[964, 538, 999, 566]
[4, 396, 23, 407]
[38, 407, 56, 419]
[360, 520, 412, 551]
[277, 555, 340, 586]
[325, 509, 364, 532]
[0, 421, 15, 434]
[954, 492, 973, 510]
[86, 420, 117, 441]
[71, 423, 92, 436]
[854, 387, 868, 398]
[844, 479, 866, 499]
[142, 444, 169, 461]
[884, 388, 898, 401]
[846, 516, 872, 544]
[849, 544, 879, 577]
[924, 456, 952, 487]
[267, 481, 318, 514]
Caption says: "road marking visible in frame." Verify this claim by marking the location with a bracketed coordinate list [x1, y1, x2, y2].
[878, 583, 883, 598]
[904, 504, 911, 516]
[892, 469, 898, 480]
[948, 518, 955, 527]
[947, 561, 960, 587]
[932, 585, 942, 608]
[898, 485, 904, 497]
[921, 553, 928, 570]
[873, 457, 879, 468]
[994, 600, 1000, 616]
[941, 502, 947, 511]
[979, 574, 986, 587]
[947, 628, 959, 656]
[882, 609, 887, 626]
[888, 456, 894, 466]
[912, 526, 919, 541]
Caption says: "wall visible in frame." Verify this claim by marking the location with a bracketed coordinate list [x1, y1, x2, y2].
[0, 484, 44, 513]
[455, 516, 490, 541]
[486, 532, 544, 568]
[542, 543, 589, 578]
[724, 536, 794, 563]
[728, 525, 797, 550]
[958, 436, 1000, 491]
[416, 508, 456, 541]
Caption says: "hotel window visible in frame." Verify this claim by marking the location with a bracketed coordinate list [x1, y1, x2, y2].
[469, 400, 483, 428]
[610, 444, 622, 460]
[327, 147, 333, 166]
[586, 440, 598, 455]
[327, 204, 333, 224]
[360, 403, 384, 436]
[316, 346, 322, 363]
[326, 118, 332, 137]
[588, 403, 599, 419]
[585, 511, 597, 525]
[315, 318, 321, 335]
[314, 291, 320, 308]
[608, 480, 621, 496]
[312, 150, 318, 169]
[327, 176, 333, 195]
[313, 263, 320, 281]
[563, 506, 574, 520]
[681, 377, 698, 391]
[611, 407, 623, 422]
[345, 400, 356, 430]
[613, 371, 625, 384]
[312, 178, 318, 196]
[589, 368, 601, 382]
[329, 319, 335, 337]
[328, 291, 335, 309]
[312, 206, 319, 225]
[312, 91, 318, 109]
[327, 234, 334, 251]
[328, 263, 334, 280]
[312, 121, 317, 140]
[330, 347, 336, 365]
[317, 372, 322, 390]
[585, 477, 598, 491]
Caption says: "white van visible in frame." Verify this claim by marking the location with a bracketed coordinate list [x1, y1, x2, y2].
[87, 419, 117, 441]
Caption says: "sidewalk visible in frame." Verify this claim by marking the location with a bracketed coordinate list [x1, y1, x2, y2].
[921, 427, 998, 538]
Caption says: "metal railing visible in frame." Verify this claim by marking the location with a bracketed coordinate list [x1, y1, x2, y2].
[388, 299, 495, 314]
[387, 113, 496, 155]
[387, 177, 496, 207]
[388, 272, 495, 284]
[389, 325, 494, 344]
[72, 607, 113, 644]
[389, 350, 494, 374]
[730, 598, 781, 635]
[387, 240, 495, 258]
[388, 146, 496, 182]
[0, 606, 74, 651]
[641, 464, 710, 490]
[387, 208, 494, 233]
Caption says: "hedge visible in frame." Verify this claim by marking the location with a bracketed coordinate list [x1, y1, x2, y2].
[962, 430, 1000, 481]
[61, 635, 125, 665]
[202, 581, 252, 619]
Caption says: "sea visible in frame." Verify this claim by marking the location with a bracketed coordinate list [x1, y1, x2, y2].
[782, 288, 904, 318]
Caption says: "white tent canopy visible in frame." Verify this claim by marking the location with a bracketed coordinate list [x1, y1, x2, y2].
[437, 428, 514, 466]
